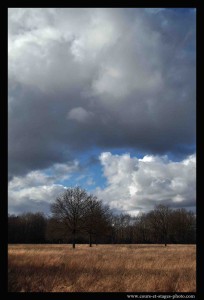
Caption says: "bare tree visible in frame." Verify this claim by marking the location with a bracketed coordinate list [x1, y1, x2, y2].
[169, 208, 196, 243]
[148, 204, 172, 246]
[45, 217, 68, 243]
[83, 195, 112, 247]
[50, 186, 90, 248]
[8, 212, 47, 243]
[132, 212, 151, 243]
[112, 214, 133, 243]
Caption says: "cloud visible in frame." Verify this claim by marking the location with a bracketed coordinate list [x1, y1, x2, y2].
[8, 151, 196, 215]
[8, 161, 80, 214]
[50, 160, 80, 179]
[8, 184, 66, 215]
[9, 161, 80, 189]
[95, 152, 196, 214]
[8, 8, 196, 180]
[67, 107, 94, 123]
[86, 177, 95, 186]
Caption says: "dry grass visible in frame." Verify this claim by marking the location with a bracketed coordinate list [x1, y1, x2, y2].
[8, 244, 196, 292]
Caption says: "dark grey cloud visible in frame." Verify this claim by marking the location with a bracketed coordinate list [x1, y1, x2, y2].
[8, 8, 196, 179]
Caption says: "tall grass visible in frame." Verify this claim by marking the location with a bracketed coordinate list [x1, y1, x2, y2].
[8, 244, 196, 292]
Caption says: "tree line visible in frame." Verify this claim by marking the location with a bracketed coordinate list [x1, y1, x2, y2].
[8, 186, 196, 247]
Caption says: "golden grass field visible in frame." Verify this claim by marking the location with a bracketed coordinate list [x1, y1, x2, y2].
[8, 244, 196, 292]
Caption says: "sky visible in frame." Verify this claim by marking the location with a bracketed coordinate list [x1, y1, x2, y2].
[8, 8, 196, 216]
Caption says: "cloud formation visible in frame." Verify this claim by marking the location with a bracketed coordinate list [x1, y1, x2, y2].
[67, 107, 94, 123]
[8, 8, 196, 180]
[8, 8, 196, 215]
[8, 160, 80, 214]
[8, 151, 196, 215]
[95, 152, 196, 214]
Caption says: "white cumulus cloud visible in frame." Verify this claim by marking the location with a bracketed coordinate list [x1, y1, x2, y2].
[95, 152, 196, 214]
[8, 160, 80, 214]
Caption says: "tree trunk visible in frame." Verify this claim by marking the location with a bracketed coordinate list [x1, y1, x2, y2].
[164, 232, 167, 246]
[89, 233, 92, 247]
[72, 230, 76, 249]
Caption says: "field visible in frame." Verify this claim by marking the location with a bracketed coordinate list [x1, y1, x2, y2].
[8, 244, 196, 292]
